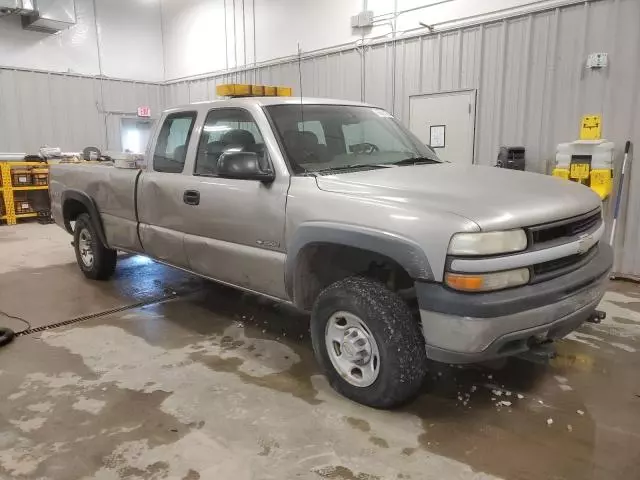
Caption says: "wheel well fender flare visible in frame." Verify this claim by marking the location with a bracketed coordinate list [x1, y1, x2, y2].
[61, 190, 108, 247]
[285, 222, 433, 298]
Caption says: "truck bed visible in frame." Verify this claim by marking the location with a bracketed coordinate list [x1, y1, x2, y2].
[49, 163, 142, 252]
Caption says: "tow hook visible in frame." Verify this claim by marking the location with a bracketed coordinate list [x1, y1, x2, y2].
[586, 309, 606, 324]
[517, 338, 557, 364]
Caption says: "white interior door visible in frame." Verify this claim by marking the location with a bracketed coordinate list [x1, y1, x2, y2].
[409, 90, 476, 165]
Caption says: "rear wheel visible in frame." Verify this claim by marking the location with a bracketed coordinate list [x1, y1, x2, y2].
[73, 213, 117, 280]
[311, 277, 427, 408]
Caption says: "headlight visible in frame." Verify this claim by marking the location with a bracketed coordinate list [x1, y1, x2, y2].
[448, 230, 527, 256]
[445, 268, 530, 292]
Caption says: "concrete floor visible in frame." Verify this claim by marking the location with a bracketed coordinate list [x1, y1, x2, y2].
[0, 224, 639, 480]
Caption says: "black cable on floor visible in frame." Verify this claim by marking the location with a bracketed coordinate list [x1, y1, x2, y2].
[0, 310, 31, 330]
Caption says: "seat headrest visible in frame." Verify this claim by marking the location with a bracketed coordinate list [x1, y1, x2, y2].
[206, 141, 225, 154]
[283, 130, 319, 149]
[299, 131, 319, 146]
[221, 129, 256, 146]
[173, 144, 186, 163]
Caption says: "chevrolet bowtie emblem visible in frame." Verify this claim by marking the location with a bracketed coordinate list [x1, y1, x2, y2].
[576, 233, 593, 255]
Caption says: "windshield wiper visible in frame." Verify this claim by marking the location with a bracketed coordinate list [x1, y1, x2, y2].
[316, 164, 391, 173]
[387, 157, 441, 166]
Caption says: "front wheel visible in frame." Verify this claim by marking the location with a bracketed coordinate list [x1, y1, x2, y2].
[311, 277, 427, 408]
[73, 213, 117, 280]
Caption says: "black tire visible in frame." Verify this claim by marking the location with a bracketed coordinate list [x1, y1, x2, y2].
[73, 213, 117, 280]
[311, 276, 427, 409]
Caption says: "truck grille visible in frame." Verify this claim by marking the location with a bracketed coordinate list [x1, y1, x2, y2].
[526, 210, 601, 282]
[531, 245, 598, 283]
[529, 209, 601, 246]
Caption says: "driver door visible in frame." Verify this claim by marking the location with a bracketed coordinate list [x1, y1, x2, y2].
[180, 107, 290, 299]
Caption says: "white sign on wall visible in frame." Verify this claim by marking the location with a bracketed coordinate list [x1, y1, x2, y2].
[429, 125, 446, 148]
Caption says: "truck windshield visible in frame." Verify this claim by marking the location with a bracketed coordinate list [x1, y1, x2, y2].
[265, 104, 441, 174]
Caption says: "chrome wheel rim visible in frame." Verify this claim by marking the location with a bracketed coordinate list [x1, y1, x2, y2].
[78, 228, 94, 268]
[325, 311, 380, 387]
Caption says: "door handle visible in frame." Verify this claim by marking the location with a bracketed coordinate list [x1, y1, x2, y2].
[183, 190, 200, 205]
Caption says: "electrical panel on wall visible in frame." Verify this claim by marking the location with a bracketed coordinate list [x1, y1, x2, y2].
[351, 11, 374, 28]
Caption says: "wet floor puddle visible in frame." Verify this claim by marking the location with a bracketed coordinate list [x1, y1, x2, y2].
[64, 281, 640, 480]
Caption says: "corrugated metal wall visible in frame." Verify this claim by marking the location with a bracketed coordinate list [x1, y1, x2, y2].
[165, 0, 640, 277]
[0, 68, 163, 153]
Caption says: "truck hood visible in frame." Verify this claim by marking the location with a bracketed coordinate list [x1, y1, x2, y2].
[315, 163, 602, 230]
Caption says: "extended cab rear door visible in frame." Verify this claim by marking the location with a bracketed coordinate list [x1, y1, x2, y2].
[137, 110, 199, 267]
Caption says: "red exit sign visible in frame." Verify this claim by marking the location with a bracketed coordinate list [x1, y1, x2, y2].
[137, 106, 151, 117]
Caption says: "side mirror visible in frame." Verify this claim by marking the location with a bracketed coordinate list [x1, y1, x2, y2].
[217, 151, 275, 182]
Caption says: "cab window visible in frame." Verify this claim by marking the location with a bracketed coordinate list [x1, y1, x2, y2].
[195, 108, 268, 176]
[153, 112, 197, 173]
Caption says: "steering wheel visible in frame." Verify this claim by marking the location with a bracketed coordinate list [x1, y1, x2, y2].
[350, 142, 379, 155]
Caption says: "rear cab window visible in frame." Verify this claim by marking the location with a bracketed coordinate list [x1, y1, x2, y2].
[153, 112, 197, 173]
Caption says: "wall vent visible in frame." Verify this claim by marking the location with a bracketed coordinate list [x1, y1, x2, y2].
[21, 0, 76, 33]
[0, 0, 35, 16]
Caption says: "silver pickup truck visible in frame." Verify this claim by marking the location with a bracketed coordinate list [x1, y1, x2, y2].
[50, 97, 612, 408]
